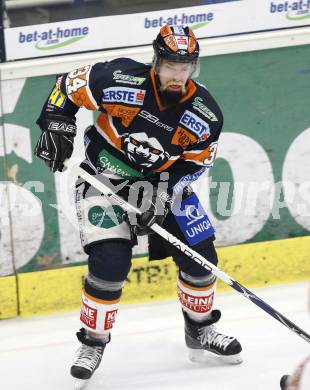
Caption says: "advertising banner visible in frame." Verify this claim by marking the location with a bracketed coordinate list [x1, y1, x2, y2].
[0, 43, 310, 277]
[4, 0, 310, 61]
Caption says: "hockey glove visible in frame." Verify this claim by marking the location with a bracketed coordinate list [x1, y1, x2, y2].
[125, 186, 174, 236]
[34, 114, 77, 172]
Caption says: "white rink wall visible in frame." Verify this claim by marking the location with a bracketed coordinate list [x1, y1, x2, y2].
[0, 27, 310, 320]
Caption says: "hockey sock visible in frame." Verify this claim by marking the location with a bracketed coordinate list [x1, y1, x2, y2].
[80, 289, 120, 337]
[177, 273, 216, 323]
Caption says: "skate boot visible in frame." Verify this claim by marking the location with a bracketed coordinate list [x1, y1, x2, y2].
[280, 375, 290, 390]
[183, 309, 243, 364]
[71, 328, 110, 387]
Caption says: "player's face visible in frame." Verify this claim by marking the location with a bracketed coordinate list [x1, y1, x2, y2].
[158, 60, 192, 94]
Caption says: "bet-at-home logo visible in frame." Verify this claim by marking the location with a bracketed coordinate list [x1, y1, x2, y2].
[88, 205, 125, 228]
[270, 1, 310, 20]
[19, 26, 89, 51]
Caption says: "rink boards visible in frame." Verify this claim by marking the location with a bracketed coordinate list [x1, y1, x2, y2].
[1, 235, 309, 318]
[1, 30, 310, 319]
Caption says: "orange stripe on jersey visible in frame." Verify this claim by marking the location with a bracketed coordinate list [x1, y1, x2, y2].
[179, 80, 196, 103]
[66, 65, 97, 110]
[97, 112, 122, 150]
[103, 103, 141, 127]
[181, 146, 212, 164]
[150, 69, 197, 111]
[154, 158, 178, 172]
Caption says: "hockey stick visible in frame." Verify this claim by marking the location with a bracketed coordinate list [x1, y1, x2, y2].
[65, 159, 310, 344]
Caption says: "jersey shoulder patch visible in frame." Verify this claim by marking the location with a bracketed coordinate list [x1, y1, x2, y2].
[92, 58, 150, 86]
[190, 81, 223, 124]
[88, 59, 150, 107]
[179, 109, 211, 141]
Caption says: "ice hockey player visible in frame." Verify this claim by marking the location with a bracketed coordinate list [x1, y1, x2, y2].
[280, 358, 310, 390]
[280, 287, 310, 390]
[34, 24, 243, 385]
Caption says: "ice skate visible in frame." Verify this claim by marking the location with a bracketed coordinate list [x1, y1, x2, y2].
[71, 328, 109, 389]
[183, 309, 243, 364]
[280, 375, 290, 390]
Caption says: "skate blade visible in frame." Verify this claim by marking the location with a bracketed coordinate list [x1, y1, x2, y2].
[188, 348, 204, 362]
[221, 352, 243, 364]
[188, 348, 243, 365]
[74, 379, 89, 390]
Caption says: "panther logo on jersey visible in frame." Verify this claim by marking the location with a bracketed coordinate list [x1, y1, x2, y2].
[122, 132, 170, 168]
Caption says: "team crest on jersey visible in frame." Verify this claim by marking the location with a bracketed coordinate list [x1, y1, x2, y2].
[179, 110, 210, 140]
[102, 87, 146, 106]
[122, 132, 169, 168]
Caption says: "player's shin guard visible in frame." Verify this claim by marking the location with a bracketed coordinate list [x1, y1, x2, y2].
[71, 279, 122, 381]
[80, 288, 120, 336]
[177, 272, 216, 322]
[177, 273, 242, 364]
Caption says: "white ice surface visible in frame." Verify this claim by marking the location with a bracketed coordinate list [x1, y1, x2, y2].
[1, 282, 309, 390]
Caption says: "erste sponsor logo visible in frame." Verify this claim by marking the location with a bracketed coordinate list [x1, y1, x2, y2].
[102, 87, 146, 106]
[180, 110, 210, 139]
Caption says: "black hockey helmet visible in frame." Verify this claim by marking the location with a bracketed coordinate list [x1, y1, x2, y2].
[153, 24, 200, 76]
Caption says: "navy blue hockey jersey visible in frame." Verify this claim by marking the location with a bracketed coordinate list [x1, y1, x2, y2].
[43, 57, 223, 191]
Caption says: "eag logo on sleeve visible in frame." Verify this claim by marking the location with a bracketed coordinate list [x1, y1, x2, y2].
[102, 87, 146, 106]
[180, 110, 210, 139]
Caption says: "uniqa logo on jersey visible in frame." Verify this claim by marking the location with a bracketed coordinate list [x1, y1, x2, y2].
[101, 87, 146, 106]
[174, 193, 215, 246]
